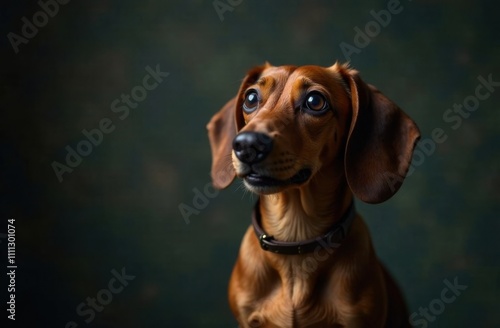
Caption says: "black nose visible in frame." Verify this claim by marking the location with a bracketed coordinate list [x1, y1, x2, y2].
[233, 132, 273, 164]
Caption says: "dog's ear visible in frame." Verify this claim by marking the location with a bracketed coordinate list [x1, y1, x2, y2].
[340, 66, 420, 204]
[207, 97, 238, 189]
[207, 64, 269, 189]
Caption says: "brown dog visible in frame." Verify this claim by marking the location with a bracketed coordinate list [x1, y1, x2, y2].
[207, 62, 420, 327]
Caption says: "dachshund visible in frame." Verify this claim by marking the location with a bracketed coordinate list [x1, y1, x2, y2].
[207, 62, 420, 327]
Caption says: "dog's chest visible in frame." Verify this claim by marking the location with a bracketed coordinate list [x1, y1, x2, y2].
[248, 266, 344, 328]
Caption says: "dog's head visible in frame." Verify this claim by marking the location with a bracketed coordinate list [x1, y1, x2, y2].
[207, 62, 420, 203]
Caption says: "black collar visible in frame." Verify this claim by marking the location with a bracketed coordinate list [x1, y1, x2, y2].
[252, 200, 356, 255]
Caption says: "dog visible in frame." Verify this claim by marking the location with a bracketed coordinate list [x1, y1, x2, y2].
[207, 62, 420, 327]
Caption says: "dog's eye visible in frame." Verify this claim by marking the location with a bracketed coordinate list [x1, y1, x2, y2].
[243, 90, 260, 113]
[304, 92, 329, 113]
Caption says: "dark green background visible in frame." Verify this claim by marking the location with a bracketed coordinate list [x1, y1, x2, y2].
[1, 1, 499, 327]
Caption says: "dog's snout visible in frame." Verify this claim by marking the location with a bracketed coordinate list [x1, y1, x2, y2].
[233, 132, 273, 164]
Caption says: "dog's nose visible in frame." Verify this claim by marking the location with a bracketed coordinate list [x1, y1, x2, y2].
[233, 132, 273, 164]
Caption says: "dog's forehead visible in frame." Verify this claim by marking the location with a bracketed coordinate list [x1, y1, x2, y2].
[292, 65, 343, 86]
[257, 66, 296, 87]
[258, 65, 342, 92]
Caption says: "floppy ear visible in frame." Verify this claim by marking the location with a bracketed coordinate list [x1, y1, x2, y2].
[341, 68, 421, 204]
[207, 65, 269, 189]
[207, 97, 239, 189]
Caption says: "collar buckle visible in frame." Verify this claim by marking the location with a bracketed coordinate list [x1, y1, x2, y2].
[259, 234, 273, 251]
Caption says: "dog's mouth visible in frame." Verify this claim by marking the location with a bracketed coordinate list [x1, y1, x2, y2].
[243, 168, 312, 193]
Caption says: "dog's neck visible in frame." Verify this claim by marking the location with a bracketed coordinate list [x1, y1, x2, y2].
[259, 164, 353, 242]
